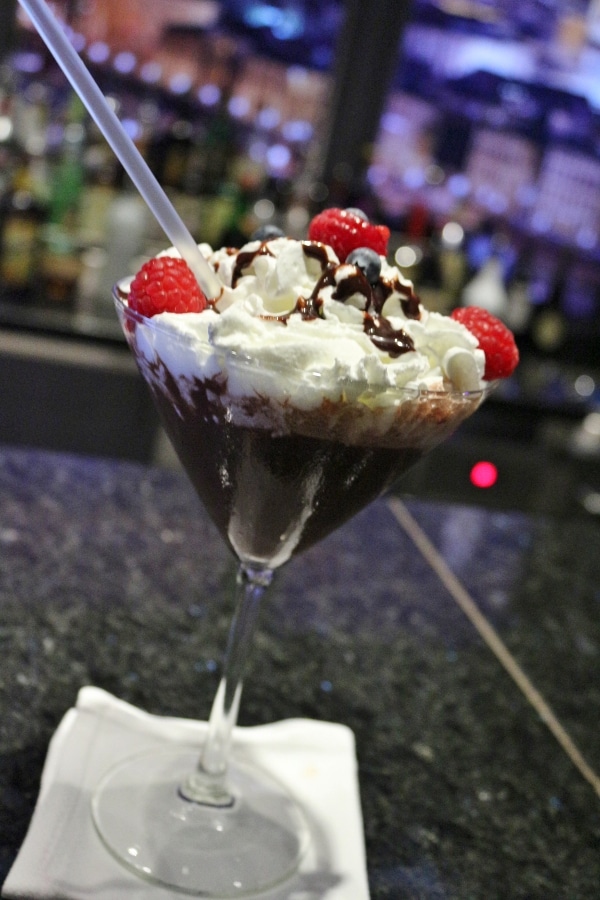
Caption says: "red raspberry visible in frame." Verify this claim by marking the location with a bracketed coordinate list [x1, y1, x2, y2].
[128, 256, 208, 317]
[451, 306, 519, 381]
[308, 208, 390, 260]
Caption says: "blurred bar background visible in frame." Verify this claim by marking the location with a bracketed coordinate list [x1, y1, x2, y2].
[0, 0, 599, 519]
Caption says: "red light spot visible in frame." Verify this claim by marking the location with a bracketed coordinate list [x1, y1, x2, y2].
[470, 461, 498, 489]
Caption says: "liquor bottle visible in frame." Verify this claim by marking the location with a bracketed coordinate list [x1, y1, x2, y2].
[94, 185, 148, 314]
[40, 94, 87, 309]
[146, 118, 193, 191]
[48, 94, 86, 230]
[529, 262, 568, 355]
[0, 156, 45, 299]
[462, 256, 509, 319]
[505, 252, 533, 337]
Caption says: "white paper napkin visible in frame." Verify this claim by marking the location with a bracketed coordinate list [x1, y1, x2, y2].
[2, 687, 370, 899]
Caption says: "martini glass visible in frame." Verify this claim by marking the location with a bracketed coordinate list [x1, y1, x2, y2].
[91, 288, 489, 896]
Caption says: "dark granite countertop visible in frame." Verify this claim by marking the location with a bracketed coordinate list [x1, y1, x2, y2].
[0, 446, 598, 898]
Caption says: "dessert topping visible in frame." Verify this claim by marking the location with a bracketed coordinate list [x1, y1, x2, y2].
[346, 247, 382, 285]
[251, 224, 285, 241]
[450, 306, 519, 380]
[364, 312, 415, 358]
[308, 207, 390, 260]
[129, 257, 208, 317]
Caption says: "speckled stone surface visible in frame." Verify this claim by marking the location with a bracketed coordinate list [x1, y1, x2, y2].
[0, 446, 598, 898]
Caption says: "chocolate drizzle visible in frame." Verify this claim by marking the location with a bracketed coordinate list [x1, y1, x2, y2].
[295, 294, 324, 321]
[301, 240, 331, 271]
[227, 237, 420, 356]
[371, 277, 421, 319]
[332, 271, 371, 305]
[232, 242, 275, 286]
[364, 313, 415, 357]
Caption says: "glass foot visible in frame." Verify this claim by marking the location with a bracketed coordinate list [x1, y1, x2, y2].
[91, 748, 310, 897]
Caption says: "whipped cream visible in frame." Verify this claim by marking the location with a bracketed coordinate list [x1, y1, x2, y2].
[125, 236, 486, 413]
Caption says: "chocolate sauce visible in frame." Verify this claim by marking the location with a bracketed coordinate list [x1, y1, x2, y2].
[364, 313, 415, 357]
[372, 277, 421, 319]
[295, 294, 324, 321]
[301, 241, 331, 271]
[226, 237, 420, 355]
[332, 271, 371, 305]
[232, 243, 275, 286]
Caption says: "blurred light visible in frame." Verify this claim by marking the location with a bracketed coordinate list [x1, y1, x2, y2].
[470, 461, 498, 489]
[531, 212, 552, 234]
[45, 122, 63, 149]
[285, 204, 310, 234]
[248, 139, 268, 162]
[487, 192, 508, 214]
[266, 143, 291, 172]
[169, 73, 192, 95]
[256, 106, 280, 130]
[582, 412, 600, 436]
[366, 164, 387, 188]
[281, 119, 312, 142]
[12, 190, 33, 211]
[87, 41, 110, 64]
[244, 3, 304, 39]
[515, 184, 537, 207]
[253, 198, 275, 220]
[122, 118, 142, 141]
[287, 66, 309, 87]
[138, 100, 160, 126]
[381, 112, 409, 136]
[0, 116, 13, 142]
[12, 51, 44, 73]
[69, 31, 86, 53]
[581, 491, 600, 516]
[228, 95, 251, 118]
[574, 375, 595, 398]
[395, 245, 422, 268]
[425, 164, 445, 185]
[64, 122, 85, 144]
[140, 62, 162, 83]
[571, 412, 600, 458]
[441, 221, 464, 248]
[448, 40, 534, 81]
[113, 51, 136, 75]
[197, 84, 221, 106]
[576, 227, 597, 250]
[447, 173, 471, 198]
[403, 166, 425, 189]
[272, 12, 303, 40]
[475, 185, 501, 210]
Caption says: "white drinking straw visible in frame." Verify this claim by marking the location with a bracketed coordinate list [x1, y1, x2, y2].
[17, 0, 222, 299]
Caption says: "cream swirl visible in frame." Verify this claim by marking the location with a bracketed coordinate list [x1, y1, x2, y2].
[129, 236, 485, 410]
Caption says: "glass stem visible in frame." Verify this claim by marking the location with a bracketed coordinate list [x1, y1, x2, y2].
[179, 563, 273, 807]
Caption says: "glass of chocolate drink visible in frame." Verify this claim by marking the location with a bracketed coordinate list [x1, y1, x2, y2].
[91, 211, 516, 896]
